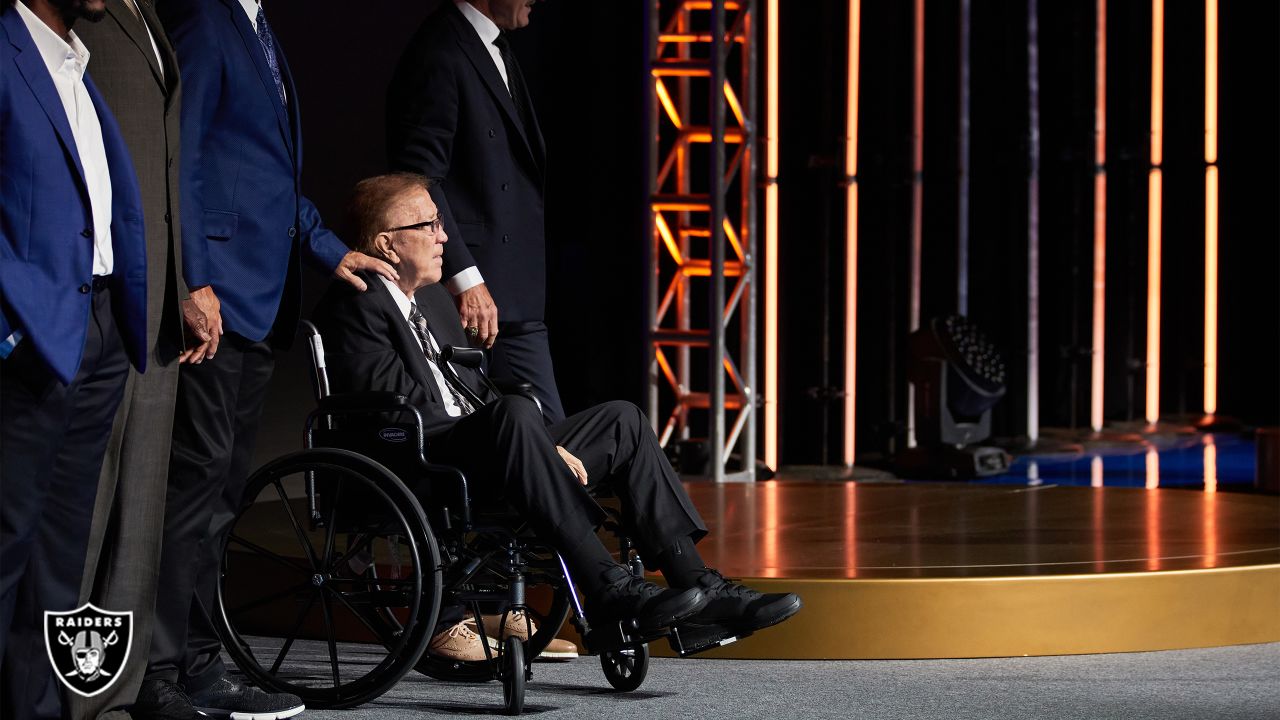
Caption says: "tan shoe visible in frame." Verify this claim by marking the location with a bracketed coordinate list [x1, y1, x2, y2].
[428, 620, 487, 662]
[536, 637, 579, 661]
[479, 611, 537, 642]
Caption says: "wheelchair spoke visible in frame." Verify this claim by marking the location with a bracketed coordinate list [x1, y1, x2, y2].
[273, 480, 321, 571]
[318, 584, 342, 690]
[269, 590, 319, 675]
[324, 531, 375, 576]
[227, 581, 310, 618]
[324, 584, 406, 647]
[325, 575, 418, 588]
[321, 476, 343, 568]
[226, 534, 312, 575]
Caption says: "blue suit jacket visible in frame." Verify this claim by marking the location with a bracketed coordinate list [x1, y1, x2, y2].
[0, 7, 147, 385]
[157, 0, 347, 342]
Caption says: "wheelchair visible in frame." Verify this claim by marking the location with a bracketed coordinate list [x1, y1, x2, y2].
[213, 322, 700, 714]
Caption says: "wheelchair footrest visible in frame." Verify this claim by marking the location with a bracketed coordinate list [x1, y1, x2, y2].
[580, 620, 668, 656]
[666, 624, 752, 657]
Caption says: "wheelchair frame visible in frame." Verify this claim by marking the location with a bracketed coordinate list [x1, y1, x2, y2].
[213, 321, 671, 714]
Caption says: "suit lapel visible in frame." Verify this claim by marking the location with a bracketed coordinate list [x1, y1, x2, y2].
[218, 0, 293, 157]
[446, 6, 541, 175]
[371, 281, 444, 406]
[136, 0, 181, 104]
[105, 0, 164, 92]
[4, 11, 90, 204]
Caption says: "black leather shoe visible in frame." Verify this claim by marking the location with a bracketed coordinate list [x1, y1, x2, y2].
[188, 676, 305, 720]
[588, 564, 707, 633]
[684, 568, 802, 633]
[132, 679, 200, 720]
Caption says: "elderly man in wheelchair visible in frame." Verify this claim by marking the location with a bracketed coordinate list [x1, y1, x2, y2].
[215, 172, 800, 714]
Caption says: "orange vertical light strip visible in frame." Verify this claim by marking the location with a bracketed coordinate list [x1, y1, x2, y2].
[1145, 448, 1161, 571]
[1145, 0, 1163, 426]
[844, 482, 858, 578]
[906, 0, 924, 448]
[762, 481, 779, 578]
[1204, 0, 1219, 416]
[1091, 0, 1107, 432]
[843, 0, 860, 467]
[1203, 438, 1218, 567]
[763, 0, 780, 470]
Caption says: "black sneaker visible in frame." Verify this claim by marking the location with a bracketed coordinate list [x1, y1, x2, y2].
[133, 679, 200, 720]
[685, 568, 802, 633]
[588, 564, 708, 633]
[187, 676, 305, 720]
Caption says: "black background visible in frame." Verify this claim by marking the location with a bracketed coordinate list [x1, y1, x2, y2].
[251, 0, 1278, 468]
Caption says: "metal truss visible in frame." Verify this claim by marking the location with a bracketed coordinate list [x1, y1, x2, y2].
[645, 0, 758, 482]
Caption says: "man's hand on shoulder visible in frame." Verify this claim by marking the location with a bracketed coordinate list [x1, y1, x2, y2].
[335, 251, 400, 293]
[179, 285, 222, 364]
[456, 283, 498, 349]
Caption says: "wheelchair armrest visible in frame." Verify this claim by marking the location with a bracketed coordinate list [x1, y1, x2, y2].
[316, 391, 412, 414]
[492, 378, 535, 398]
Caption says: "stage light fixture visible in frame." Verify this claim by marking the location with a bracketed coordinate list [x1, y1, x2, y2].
[897, 316, 1011, 479]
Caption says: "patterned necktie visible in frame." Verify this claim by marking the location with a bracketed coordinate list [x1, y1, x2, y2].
[254, 4, 287, 108]
[408, 303, 475, 415]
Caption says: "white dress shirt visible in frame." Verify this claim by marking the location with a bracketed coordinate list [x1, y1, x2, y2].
[16, 1, 113, 277]
[379, 277, 469, 418]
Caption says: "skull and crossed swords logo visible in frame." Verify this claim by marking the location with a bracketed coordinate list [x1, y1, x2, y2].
[44, 604, 133, 697]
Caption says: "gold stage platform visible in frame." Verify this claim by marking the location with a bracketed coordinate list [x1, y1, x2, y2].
[644, 482, 1280, 659]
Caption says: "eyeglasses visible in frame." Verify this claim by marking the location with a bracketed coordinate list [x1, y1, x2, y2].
[385, 216, 443, 235]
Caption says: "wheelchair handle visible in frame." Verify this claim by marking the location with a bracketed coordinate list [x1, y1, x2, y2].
[441, 345, 485, 368]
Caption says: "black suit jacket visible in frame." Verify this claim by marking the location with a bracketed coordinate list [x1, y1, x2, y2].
[386, 2, 547, 322]
[77, 0, 186, 361]
[313, 271, 498, 438]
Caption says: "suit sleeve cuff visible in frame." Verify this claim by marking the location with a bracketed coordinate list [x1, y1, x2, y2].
[444, 266, 484, 294]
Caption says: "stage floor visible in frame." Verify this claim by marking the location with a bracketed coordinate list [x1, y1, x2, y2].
[655, 477, 1279, 659]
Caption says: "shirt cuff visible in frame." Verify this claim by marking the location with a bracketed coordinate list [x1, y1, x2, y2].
[444, 266, 485, 294]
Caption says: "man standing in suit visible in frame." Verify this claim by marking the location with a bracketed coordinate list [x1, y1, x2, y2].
[0, 0, 148, 718]
[70, 1, 213, 717]
[315, 174, 802, 660]
[135, 1, 396, 718]
[387, 0, 568, 423]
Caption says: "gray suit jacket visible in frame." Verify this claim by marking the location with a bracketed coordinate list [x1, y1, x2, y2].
[78, 0, 186, 360]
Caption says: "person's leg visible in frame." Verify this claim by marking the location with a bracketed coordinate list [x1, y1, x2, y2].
[2, 288, 129, 720]
[181, 339, 274, 695]
[489, 322, 566, 423]
[69, 357, 180, 720]
[551, 400, 802, 638]
[549, 400, 707, 565]
[146, 336, 253, 685]
[428, 396, 705, 631]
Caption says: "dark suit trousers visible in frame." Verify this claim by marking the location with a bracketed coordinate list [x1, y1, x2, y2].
[146, 333, 274, 693]
[489, 321, 565, 423]
[0, 287, 129, 720]
[69, 355, 180, 720]
[427, 397, 706, 580]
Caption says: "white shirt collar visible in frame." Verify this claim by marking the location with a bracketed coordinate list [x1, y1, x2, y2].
[455, 0, 501, 47]
[14, 0, 90, 79]
[379, 276, 417, 322]
[238, 0, 261, 30]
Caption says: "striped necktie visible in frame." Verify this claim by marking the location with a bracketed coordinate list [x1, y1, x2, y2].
[408, 303, 475, 415]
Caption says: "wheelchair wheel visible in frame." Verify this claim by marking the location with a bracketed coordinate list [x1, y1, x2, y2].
[600, 643, 649, 692]
[217, 449, 442, 709]
[501, 636, 526, 715]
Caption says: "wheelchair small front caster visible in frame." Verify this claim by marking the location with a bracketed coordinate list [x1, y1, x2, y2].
[599, 643, 649, 692]
[502, 636, 526, 715]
